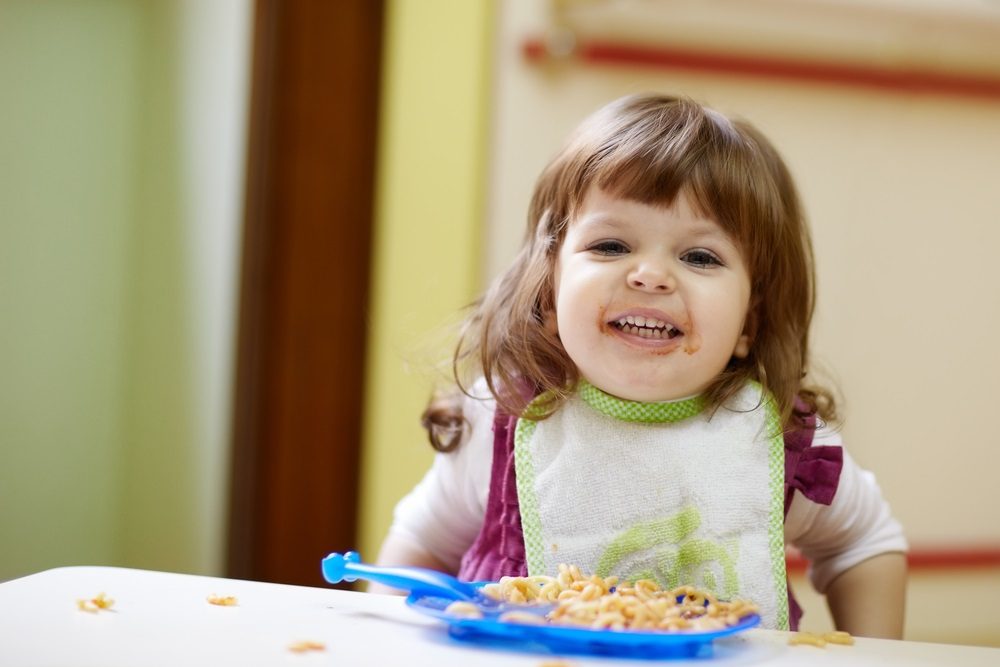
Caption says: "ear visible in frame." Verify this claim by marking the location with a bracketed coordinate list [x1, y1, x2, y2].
[733, 303, 757, 359]
[733, 333, 751, 359]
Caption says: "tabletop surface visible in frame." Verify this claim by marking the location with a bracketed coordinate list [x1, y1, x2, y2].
[1, 566, 997, 666]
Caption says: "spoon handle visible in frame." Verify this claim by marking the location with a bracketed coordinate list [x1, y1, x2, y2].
[321, 551, 477, 600]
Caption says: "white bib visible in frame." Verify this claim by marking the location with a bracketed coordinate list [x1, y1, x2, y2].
[514, 380, 789, 629]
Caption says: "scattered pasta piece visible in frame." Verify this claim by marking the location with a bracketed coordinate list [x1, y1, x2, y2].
[539, 661, 576, 667]
[76, 593, 114, 613]
[823, 630, 855, 645]
[444, 601, 483, 618]
[206, 594, 238, 606]
[789, 630, 855, 647]
[789, 632, 827, 647]
[288, 641, 326, 653]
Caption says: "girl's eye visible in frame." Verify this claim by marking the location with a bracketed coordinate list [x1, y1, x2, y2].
[588, 240, 630, 256]
[681, 249, 723, 267]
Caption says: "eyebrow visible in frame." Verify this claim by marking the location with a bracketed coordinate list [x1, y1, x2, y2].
[574, 210, 618, 225]
[687, 222, 734, 241]
[686, 224, 742, 254]
[571, 213, 632, 232]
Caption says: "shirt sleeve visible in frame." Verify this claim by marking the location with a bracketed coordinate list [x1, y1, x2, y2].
[784, 427, 908, 593]
[384, 382, 495, 572]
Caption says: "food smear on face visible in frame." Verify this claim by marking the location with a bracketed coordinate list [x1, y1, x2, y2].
[600, 308, 690, 356]
[682, 324, 701, 355]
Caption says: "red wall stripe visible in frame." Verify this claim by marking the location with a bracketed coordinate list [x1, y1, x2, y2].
[523, 38, 1000, 102]
[786, 547, 1000, 573]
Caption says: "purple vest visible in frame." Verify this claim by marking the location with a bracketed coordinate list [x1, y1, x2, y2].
[457, 400, 843, 631]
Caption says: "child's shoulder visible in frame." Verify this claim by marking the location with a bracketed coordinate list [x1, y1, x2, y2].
[464, 377, 498, 415]
[450, 377, 502, 438]
[812, 421, 843, 446]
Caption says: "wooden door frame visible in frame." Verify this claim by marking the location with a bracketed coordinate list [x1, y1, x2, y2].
[227, 0, 383, 586]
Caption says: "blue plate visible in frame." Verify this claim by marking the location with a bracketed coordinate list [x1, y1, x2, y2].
[406, 592, 761, 659]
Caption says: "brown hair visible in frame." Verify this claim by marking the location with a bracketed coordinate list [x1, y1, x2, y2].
[425, 94, 835, 451]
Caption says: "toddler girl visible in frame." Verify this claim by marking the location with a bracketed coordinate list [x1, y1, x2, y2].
[375, 94, 907, 638]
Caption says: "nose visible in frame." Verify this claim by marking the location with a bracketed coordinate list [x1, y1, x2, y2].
[628, 263, 675, 293]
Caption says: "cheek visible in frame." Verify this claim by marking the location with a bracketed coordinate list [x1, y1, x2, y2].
[552, 293, 573, 337]
[548, 264, 561, 329]
[552, 283, 591, 342]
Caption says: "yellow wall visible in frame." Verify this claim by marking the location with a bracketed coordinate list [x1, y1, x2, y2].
[358, 0, 495, 561]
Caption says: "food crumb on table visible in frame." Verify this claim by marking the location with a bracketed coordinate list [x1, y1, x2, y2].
[206, 594, 238, 606]
[789, 630, 855, 647]
[288, 640, 326, 653]
[76, 592, 114, 613]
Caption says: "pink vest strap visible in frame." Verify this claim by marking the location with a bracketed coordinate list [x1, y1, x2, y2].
[457, 409, 527, 581]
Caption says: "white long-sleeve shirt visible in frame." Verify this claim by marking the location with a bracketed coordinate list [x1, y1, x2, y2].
[388, 382, 907, 593]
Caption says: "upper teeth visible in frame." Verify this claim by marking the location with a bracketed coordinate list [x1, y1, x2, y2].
[616, 316, 678, 338]
[619, 315, 668, 328]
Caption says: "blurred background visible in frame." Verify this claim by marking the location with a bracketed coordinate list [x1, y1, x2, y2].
[2, 0, 998, 647]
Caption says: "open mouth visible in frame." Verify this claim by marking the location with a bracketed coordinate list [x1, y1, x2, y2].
[612, 315, 682, 340]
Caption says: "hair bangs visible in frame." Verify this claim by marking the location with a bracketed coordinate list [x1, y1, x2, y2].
[582, 108, 702, 210]
[578, 102, 770, 253]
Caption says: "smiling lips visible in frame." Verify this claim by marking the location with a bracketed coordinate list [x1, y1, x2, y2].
[611, 314, 683, 340]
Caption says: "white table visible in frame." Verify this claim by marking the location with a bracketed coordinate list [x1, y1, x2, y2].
[1, 566, 996, 666]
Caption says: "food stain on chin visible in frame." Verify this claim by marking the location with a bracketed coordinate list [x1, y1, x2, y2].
[683, 329, 701, 355]
[597, 305, 611, 336]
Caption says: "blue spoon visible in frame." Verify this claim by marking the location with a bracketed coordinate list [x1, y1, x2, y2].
[322, 551, 480, 601]
[321, 552, 553, 616]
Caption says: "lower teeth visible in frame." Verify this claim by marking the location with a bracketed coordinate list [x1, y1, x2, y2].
[621, 324, 674, 338]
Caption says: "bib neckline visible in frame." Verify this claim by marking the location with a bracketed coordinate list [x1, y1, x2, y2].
[578, 380, 705, 423]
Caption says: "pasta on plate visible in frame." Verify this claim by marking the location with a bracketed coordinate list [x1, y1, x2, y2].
[447, 563, 759, 632]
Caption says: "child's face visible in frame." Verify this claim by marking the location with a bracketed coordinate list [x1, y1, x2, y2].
[552, 186, 752, 403]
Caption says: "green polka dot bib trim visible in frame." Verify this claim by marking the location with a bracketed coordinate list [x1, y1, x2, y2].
[577, 380, 705, 423]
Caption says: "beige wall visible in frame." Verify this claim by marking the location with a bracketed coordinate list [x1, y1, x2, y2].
[483, 0, 1000, 646]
